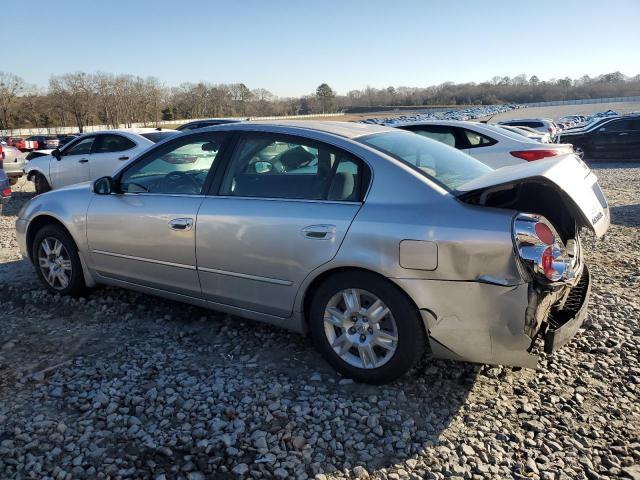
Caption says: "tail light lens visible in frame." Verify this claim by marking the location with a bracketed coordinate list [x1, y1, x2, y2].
[510, 150, 560, 161]
[512, 213, 577, 282]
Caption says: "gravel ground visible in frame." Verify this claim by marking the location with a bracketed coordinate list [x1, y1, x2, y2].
[0, 167, 639, 480]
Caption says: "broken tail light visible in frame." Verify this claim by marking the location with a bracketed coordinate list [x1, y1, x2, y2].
[512, 213, 576, 282]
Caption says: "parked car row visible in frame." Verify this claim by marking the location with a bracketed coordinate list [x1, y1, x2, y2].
[15, 120, 610, 383]
[23, 128, 179, 193]
[555, 114, 640, 159]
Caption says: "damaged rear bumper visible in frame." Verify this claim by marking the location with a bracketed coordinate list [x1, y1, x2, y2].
[392, 264, 591, 369]
[543, 265, 591, 354]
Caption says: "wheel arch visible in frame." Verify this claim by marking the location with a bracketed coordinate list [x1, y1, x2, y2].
[26, 213, 97, 288]
[300, 266, 427, 336]
[26, 214, 71, 261]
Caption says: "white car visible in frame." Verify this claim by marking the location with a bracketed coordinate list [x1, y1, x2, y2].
[24, 128, 178, 193]
[394, 120, 573, 168]
[0, 144, 27, 184]
[498, 125, 551, 143]
[497, 118, 558, 138]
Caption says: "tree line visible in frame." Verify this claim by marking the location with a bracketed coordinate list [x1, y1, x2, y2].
[0, 71, 638, 132]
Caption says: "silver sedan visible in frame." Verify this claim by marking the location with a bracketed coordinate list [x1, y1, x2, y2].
[15, 121, 610, 384]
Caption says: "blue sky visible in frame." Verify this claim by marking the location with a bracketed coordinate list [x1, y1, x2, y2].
[3, 0, 639, 97]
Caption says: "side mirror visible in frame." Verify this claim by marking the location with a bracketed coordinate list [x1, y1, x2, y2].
[93, 176, 115, 195]
[52, 149, 61, 160]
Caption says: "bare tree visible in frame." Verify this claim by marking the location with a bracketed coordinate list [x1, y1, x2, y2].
[0, 72, 26, 130]
[49, 72, 95, 132]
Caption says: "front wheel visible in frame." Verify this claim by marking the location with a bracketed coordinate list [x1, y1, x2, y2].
[309, 271, 426, 384]
[32, 172, 51, 195]
[32, 224, 86, 296]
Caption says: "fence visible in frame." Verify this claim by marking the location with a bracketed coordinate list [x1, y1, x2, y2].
[525, 96, 640, 108]
[0, 112, 345, 137]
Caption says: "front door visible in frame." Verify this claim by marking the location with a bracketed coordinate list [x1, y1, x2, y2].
[50, 135, 94, 189]
[86, 133, 227, 297]
[196, 132, 365, 317]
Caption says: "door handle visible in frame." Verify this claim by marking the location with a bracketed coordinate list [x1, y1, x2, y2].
[301, 224, 336, 240]
[618, 132, 628, 136]
[169, 218, 193, 231]
[78, 158, 89, 163]
[118, 156, 129, 160]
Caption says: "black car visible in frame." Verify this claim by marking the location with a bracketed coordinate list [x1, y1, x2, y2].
[556, 115, 640, 160]
[57, 134, 80, 148]
[176, 118, 244, 132]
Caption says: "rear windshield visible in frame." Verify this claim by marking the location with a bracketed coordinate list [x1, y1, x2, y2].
[140, 131, 179, 143]
[485, 124, 539, 143]
[359, 131, 491, 191]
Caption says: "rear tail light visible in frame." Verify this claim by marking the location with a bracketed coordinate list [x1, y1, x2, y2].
[512, 213, 577, 282]
[510, 150, 560, 161]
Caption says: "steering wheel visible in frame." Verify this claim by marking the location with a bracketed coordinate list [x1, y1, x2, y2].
[160, 171, 201, 194]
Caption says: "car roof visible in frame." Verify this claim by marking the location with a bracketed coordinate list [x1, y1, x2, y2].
[199, 120, 397, 139]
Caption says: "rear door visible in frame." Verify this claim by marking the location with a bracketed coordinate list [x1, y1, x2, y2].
[89, 133, 141, 179]
[195, 132, 366, 317]
[49, 135, 95, 188]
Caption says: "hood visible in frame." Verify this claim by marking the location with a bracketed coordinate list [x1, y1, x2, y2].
[455, 154, 610, 237]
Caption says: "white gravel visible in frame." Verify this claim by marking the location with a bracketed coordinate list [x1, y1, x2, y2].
[0, 168, 639, 479]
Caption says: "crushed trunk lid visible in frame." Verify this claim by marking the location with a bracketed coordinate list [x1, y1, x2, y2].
[455, 154, 610, 237]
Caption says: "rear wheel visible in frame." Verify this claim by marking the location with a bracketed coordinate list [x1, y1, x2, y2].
[32, 224, 86, 296]
[309, 271, 426, 384]
[33, 172, 51, 194]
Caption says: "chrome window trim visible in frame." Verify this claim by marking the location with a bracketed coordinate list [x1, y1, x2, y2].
[212, 195, 363, 205]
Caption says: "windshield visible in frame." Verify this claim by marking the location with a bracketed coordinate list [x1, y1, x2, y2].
[140, 131, 179, 143]
[359, 131, 492, 190]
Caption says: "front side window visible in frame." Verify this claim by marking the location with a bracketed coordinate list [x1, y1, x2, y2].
[63, 136, 95, 156]
[119, 135, 225, 195]
[359, 131, 491, 191]
[93, 134, 136, 153]
[220, 134, 364, 201]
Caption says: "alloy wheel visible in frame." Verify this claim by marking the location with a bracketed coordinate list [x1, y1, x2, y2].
[38, 237, 72, 290]
[323, 288, 398, 369]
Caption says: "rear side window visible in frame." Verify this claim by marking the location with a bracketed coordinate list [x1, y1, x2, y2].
[93, 134, 136, 153]
[462, 129, 496, 148]
[220, 134, 365, 202]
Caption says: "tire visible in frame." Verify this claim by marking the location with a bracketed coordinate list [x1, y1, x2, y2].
[573, 144, 589, 160]
[33, 172, 51, 195]
[32, 224, 86, 296]
[309, 271, 426, 384]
